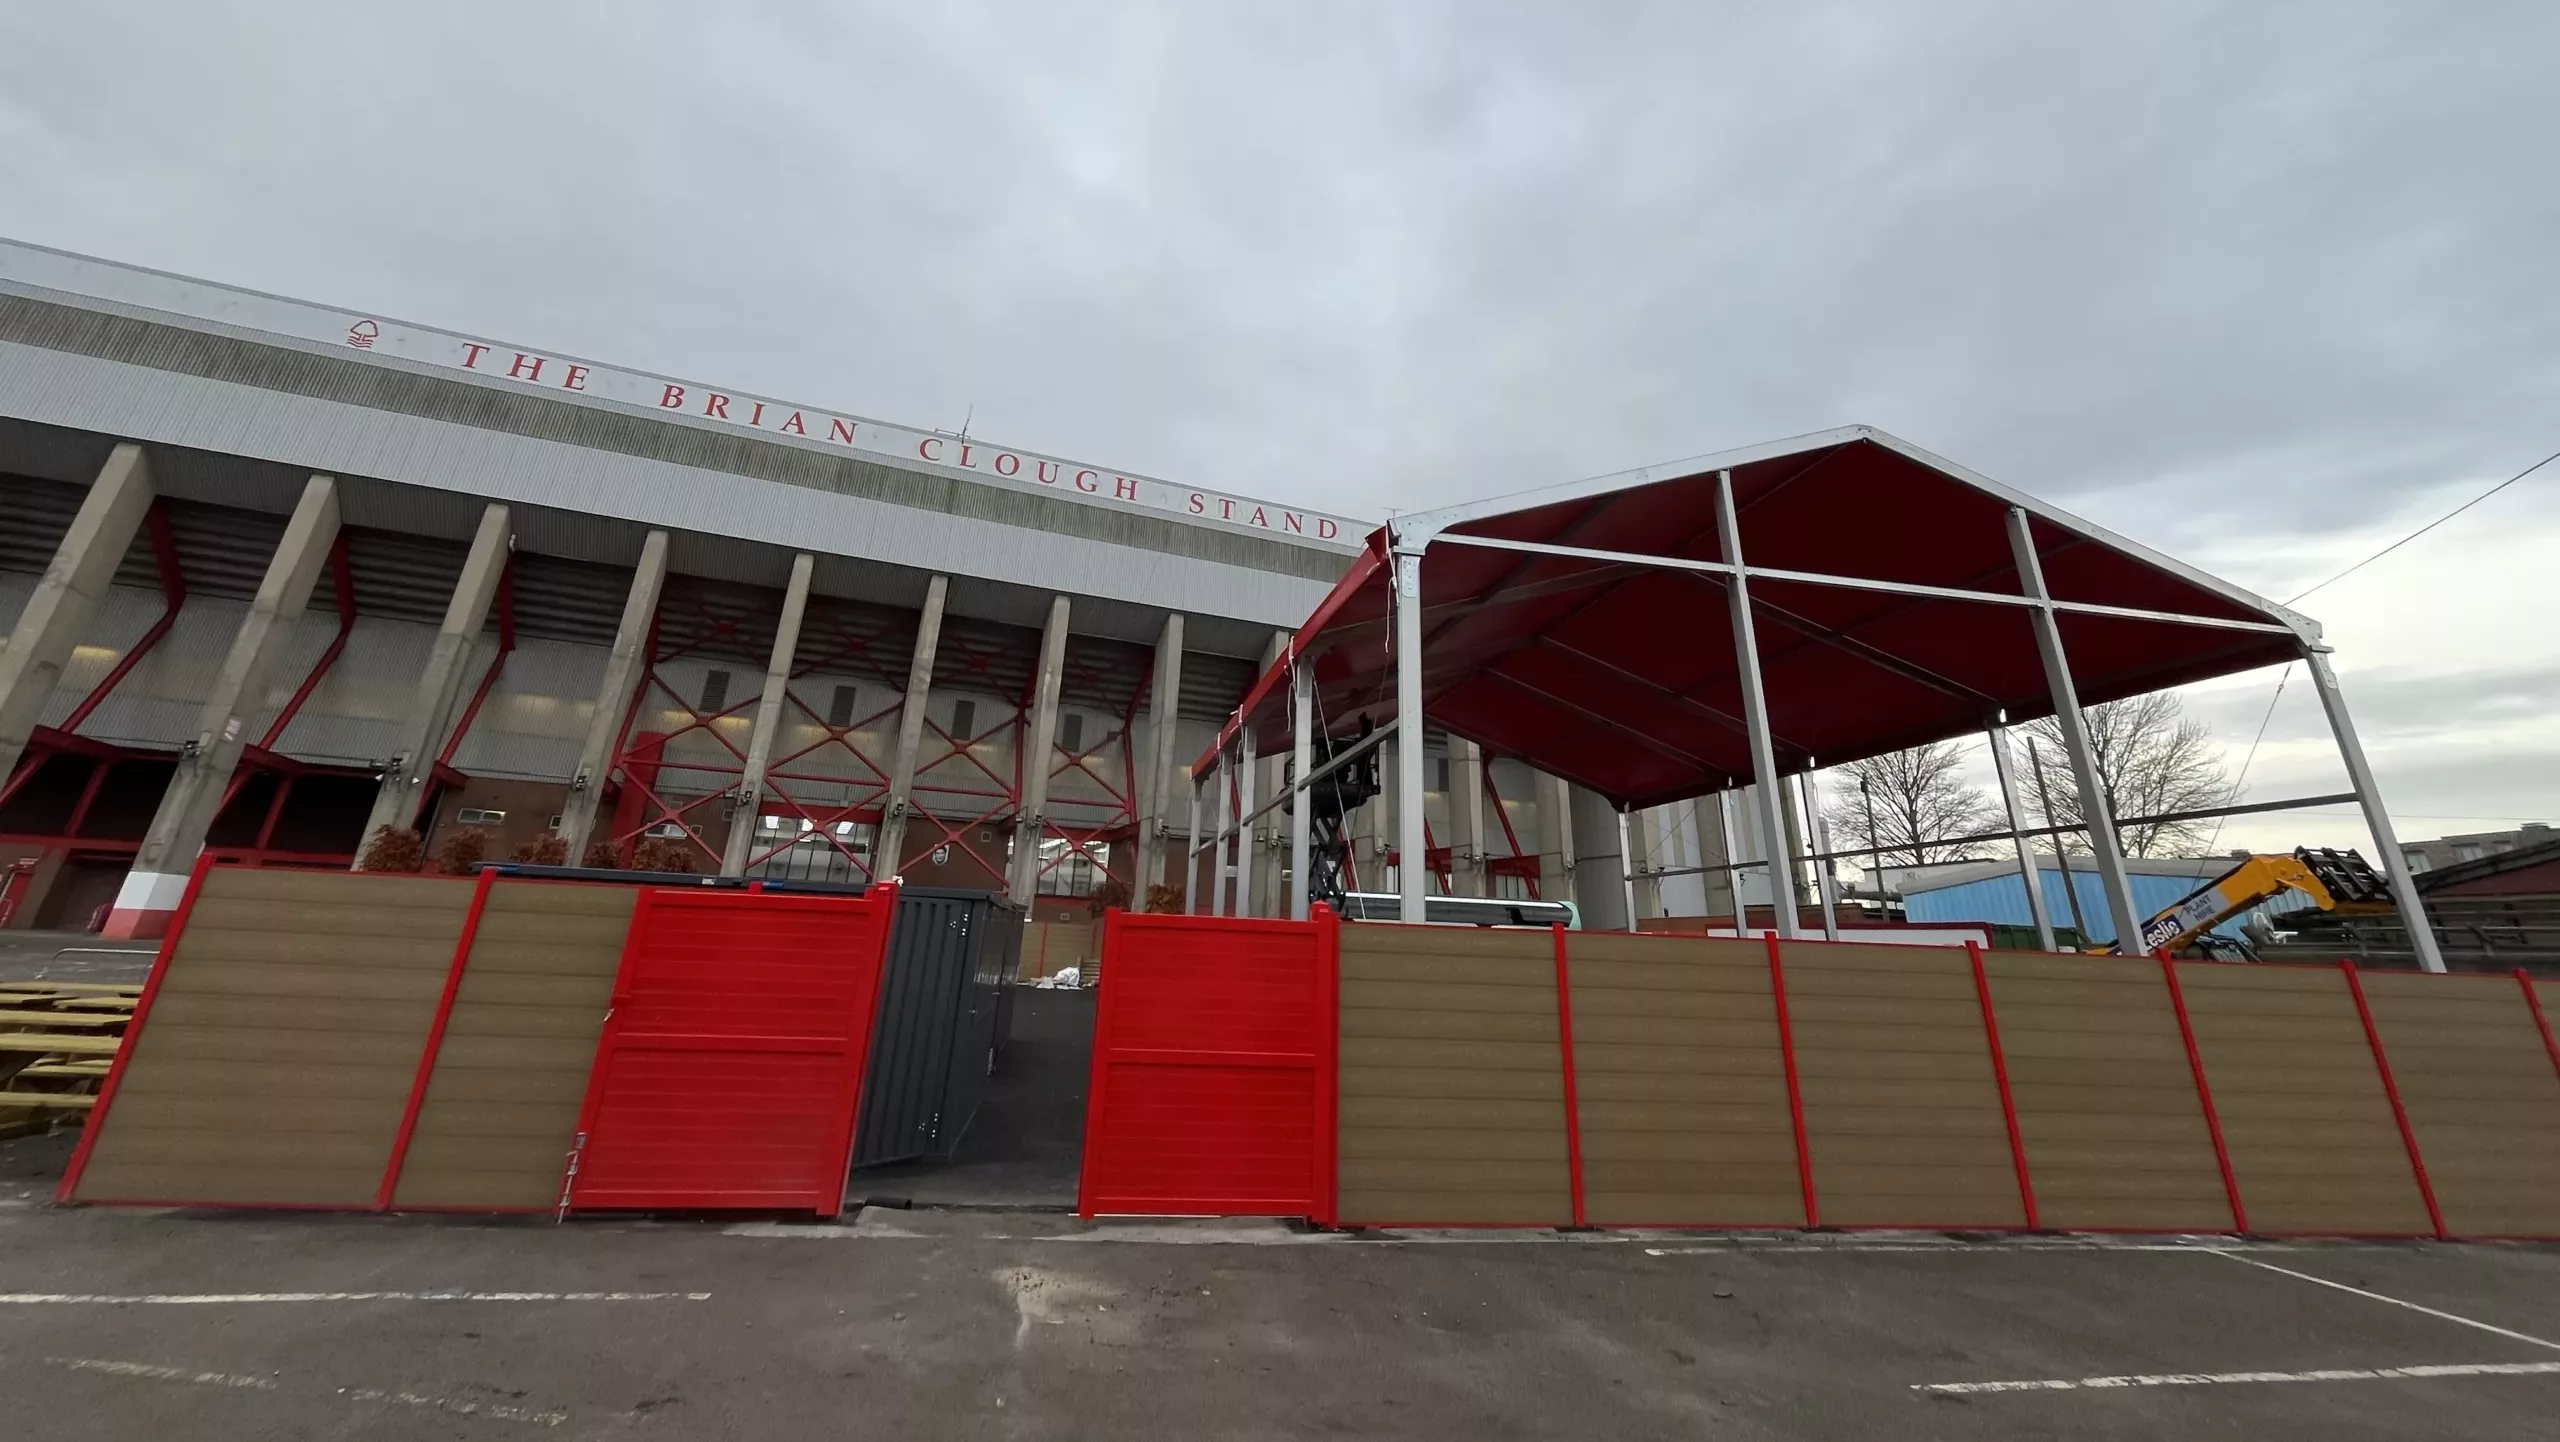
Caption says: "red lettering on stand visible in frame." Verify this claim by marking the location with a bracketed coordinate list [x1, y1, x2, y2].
[507, 353, 545, 382]
[562, 365, 590, 391]
[958, 445, 974, 468]
[919, 437, 945, 462]
[1249, 507, 1268, 528]
[460, 343, 492, 370]
[1113, 477, 1138, 500]
[994, 452, 1020, 476]
[1219, 498, 1238, 520]
[781, 411, 808, 435]
[1283, 512, 1304, 533]
[1188, 494, 1206, 514]
[747, 401, 766, 427]
[1317, 519, 1339, 540]
[659, 385, 686, 409]
[1036, 461, 1060, 484]
[703, 393, 732, 420]
[830, 418, 857, 443]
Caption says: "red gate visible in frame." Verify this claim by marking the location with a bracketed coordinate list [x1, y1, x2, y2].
[565, 885, 896, 1215]
[1077, 908, 1337, 1220]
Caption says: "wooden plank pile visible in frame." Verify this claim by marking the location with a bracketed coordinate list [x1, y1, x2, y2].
[0, 981, 138, 1136]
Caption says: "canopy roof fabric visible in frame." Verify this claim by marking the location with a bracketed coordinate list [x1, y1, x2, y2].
[1197, 427, 2312, 812]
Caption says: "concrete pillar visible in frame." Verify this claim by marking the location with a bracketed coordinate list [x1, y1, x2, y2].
[1714, 469, 1800, 939]
[1235, 727, 1260, 916]
[1568, 784, 1629, 931]
[1446, 737, 1489, 897]
[1625, 804, 1662, 921]
[874, 574, 949, 878]
[355, 503, 510, 854]
[1533, 770, 1576, 906]
[2304, 646, 2445, 973]
[1008, 595, 1071, 906]
[554, 530, 670, 864]
[720, 553, 815, 877]
[1392, 548, 1428, 923]
[2007, 507, 2145, 952]
[0, 443, 154, 787]
[105, 475, 340, 938]
[1132, 613, 1185, 907]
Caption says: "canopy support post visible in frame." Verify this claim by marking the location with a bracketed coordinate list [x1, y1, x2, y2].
[1804, 770, 1841, 940]
[2007, 507, 2146, 952]
[1236, 727, 1259, 918]
[1394, 546, 1429, 924]
[1183, 776, 1204, 916]
[1617, 809, 1638, 931]
[1988, 724, 2058, 952]
[1714, 469, 1800, 939]
[1212, 744, 1234, 917]
[2303, 646, 2445, 973]
[1289, 659, 1313, 922]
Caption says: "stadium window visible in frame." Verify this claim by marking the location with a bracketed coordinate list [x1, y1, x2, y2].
[457, 807, 506, 826]
[828, 684, 859, 729]
[951, 698, 978, 738]
[700, 669, 731, 714]
[1059, 713, 1084, 753]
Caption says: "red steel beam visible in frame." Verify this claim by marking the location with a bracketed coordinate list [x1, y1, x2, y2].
[257, 532, 358, 750]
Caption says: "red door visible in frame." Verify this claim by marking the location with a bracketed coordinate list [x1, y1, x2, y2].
[564, 886, 895, 1215]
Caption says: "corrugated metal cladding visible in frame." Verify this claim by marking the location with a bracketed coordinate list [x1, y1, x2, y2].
[0, 294, 1352, 628]
[1903, 866, 2319, 944]
[851, 888, 1025, 1167]
[509, 552, 630, 649]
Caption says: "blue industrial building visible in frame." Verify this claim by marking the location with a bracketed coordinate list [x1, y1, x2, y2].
[1896, 857, 2320, 946]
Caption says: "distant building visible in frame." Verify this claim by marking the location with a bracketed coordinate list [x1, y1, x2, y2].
[2399, 824, 2555, 876]
[1889, 854, 2319, 948]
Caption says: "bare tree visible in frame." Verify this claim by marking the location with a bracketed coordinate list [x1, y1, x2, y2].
[1825, 741, 2000, 868]
[2020, 692, 2234, 857]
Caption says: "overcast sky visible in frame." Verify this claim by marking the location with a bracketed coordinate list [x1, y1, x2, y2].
[1, 2, 2552, 856]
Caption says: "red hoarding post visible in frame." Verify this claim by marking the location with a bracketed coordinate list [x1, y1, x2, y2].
[2159, 954, 2247, 1234]
[1316, 903, 1341, 1228]
[2339, 961, 2447, 1239]
[1550, 924, 1587, 1228]
[58, 851, 216, 1204]
[1764, 932, 1818, 1229]
[2521, 970, 2560, 1085]
[375, 867, 498, 1210]
[1075, 907, 1123, 1219]
[1967, 941, 2040, 1231]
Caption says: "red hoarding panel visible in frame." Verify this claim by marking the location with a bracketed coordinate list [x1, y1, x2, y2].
[1079, 910, 1330, 1218]
[566, 886, 894, 1215]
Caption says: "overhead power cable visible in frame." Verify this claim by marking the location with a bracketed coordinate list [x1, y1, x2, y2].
[2286, 446, 2559, 604]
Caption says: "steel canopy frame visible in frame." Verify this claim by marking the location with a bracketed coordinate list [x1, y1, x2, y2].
[1187, 426, 2443, 963]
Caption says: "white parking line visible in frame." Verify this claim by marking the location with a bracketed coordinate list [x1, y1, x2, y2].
[0, 1290, 710, 1304]
[1916, 1360, 2560, 1394]
[2210, 1251, 2560, 1354]
[340, 1384, 566, 1427]
[52, 1356, 277, 1390]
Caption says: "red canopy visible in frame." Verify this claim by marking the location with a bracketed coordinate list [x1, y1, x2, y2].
[1196, 427, 2309, 812]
